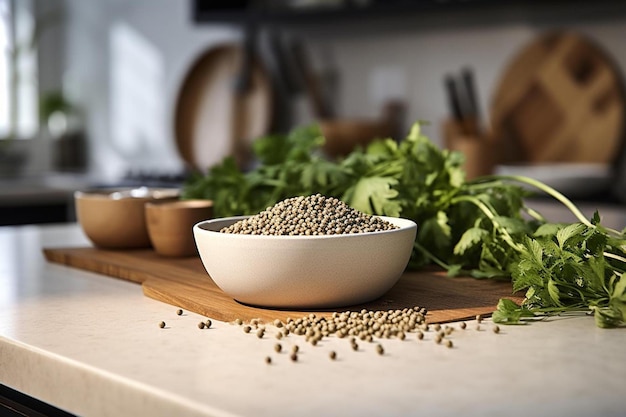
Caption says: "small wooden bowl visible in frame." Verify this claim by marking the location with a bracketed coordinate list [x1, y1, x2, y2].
[146, 200, 213, 257]
[320, 119, 395, 158]
[75, 188, 180, 249]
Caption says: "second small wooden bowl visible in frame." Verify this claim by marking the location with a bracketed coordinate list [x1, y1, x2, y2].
[146, 200, 213, 257]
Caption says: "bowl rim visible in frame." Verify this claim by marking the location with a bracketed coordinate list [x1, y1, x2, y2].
[75, 186, 180, 201]
[193, 215, 417, 240]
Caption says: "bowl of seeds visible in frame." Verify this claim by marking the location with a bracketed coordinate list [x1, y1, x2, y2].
[193, 194, 417, 309]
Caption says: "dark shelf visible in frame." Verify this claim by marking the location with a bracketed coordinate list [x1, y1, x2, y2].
[193, 0, 626, 27]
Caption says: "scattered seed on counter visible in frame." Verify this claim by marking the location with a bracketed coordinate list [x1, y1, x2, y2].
[219, 194, 398, 236]
[444, 326, 454, 335]
[476, 314, 482, 324]
[197, 322, 206, 329]
[265, 356, 272, 365]
[475, 323, 481, 331]
[274, 319, 283, 328]
[235, 318, 243, 326]
[243, 325, 252, 334]
[292, 345, 299, 353]
[205, 319, 212, 329]
[376, 344, 384, 355]
[159, 321, 166, 329]
[434, 334, 442, 344]
[256, 329, 265, 339]
[459, 322, 467, 330]
[274, 343, 282, 353]
[276, 332, 283, 340]
[493, 325, 500, 334]
[445, 340, 453, 349]
[416, 330, 424, 340]
[176, 309, 183, 316]
[290, 353, 298, 362]
[329, 351, 337, 360]
[433, 323, 441, 331]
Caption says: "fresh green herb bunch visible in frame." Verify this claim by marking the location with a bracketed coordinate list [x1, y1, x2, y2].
[182, 122, 626, 328]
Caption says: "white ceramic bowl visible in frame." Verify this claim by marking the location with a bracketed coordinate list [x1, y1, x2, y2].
[193, 215, 417, 309]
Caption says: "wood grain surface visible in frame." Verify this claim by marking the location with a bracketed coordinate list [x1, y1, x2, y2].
[491, 31, 625, 164]
[43, 247, 523, 324]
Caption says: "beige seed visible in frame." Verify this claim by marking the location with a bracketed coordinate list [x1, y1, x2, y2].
[493, 325, 500, 334]
[329, 351, 337, 360]
[476, 314, 482, 323]
[376, 344, 384, 355]
[159, 321, 166, 328]
[445, 339, 453, 348]
[176, 309, 183, 316]
[198, 321, 205, 329]
[205, 319, 212, 329]
[290, 353, 298, 362]
[265, 356, 272, 364]
[243, 325, 251, 333]
[274, 343, 282, 353]
[459, 321, 467, 330]
[257, 329, 265, 338]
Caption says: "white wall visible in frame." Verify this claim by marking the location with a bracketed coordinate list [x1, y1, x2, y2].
[60, 0, 239, 182]
[47, 1, 626, 181]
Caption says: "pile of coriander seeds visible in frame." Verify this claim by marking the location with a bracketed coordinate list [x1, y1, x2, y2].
[220, 194, 398, 236]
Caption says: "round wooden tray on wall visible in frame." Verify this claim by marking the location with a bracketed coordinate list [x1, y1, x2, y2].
[490, 31, 626, 164]
[174, 44, 273, 172]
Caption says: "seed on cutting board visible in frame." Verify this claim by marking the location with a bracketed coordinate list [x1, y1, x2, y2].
[197, 322, 205, 329]
[235, 318, 243, 325]
[176, 309, 183, 316]
[493, 325, 501, 334]
[159, 321, 166, 328]
[274, 343, 282, 353]
[205, 319, 212, 328]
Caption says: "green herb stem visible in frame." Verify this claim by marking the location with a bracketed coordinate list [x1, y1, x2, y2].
[450, 195, 524, 252]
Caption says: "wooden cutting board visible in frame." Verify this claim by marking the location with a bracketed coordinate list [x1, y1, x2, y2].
[43, 247, 523, 324]
[491, 30, 625, 164]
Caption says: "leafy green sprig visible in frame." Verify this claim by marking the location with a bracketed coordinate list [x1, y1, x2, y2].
[182, 122, 626, 328]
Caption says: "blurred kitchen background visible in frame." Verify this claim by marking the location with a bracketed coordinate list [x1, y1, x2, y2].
[2, 0, 626, 226]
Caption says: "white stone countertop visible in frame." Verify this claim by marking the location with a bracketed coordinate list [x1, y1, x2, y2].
[1, 223, 625, 417]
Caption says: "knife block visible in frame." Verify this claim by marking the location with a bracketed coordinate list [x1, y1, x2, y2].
[442, 119, 494, 181]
